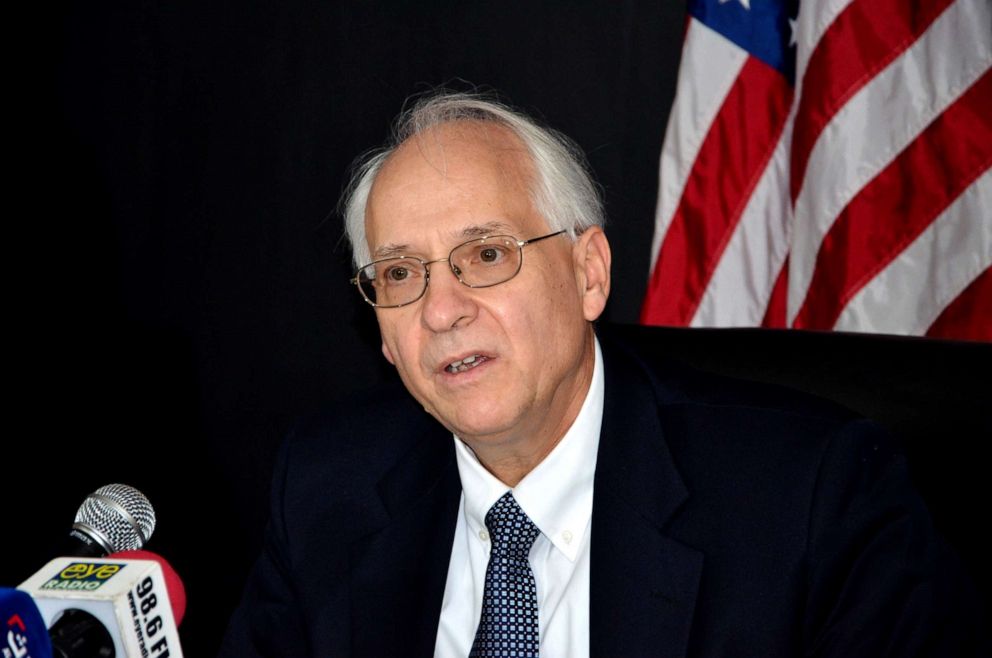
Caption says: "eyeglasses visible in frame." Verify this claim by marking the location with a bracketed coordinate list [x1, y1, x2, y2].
[351, 230, 566, 308]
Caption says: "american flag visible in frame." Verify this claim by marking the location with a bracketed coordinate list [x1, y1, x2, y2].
[641, 0, 991, 341]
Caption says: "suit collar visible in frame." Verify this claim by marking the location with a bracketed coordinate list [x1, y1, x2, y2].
[375, 410, 457, 518]
[595, 336, 689, 525]
[590, 334, 703, 658]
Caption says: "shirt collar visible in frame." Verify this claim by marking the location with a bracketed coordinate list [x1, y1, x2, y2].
[454, 337, 604, 562]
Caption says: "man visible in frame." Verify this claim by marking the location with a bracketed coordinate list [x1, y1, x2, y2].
[220, 92, 983, 657]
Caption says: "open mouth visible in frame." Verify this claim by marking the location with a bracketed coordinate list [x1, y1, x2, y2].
[445, 354, 489, 374]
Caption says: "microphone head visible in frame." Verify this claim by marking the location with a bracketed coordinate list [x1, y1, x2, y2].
[73, 484, 156, 553]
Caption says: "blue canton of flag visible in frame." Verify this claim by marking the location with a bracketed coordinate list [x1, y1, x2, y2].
[688, 0, 798, 83]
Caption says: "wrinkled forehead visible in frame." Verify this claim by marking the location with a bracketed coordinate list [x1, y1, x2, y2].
[364, 121, 547, 250]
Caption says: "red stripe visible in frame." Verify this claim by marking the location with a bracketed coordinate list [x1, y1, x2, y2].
[926, 267, 992, 342]
[760, 258, 788, 328]
[793, 70, 992, 330]
[790, 0, 954, 203]
[641, 57, 792, 326]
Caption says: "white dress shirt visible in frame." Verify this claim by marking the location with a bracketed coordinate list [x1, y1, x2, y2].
[434, 339, 604, 658]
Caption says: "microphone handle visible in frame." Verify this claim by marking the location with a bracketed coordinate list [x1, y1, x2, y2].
[57, 529, 111, 558]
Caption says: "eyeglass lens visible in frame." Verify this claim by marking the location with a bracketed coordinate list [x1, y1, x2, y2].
[357, 236, 523, 307]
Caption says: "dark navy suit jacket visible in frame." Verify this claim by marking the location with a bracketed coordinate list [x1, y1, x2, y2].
[219, 332, 983, 657]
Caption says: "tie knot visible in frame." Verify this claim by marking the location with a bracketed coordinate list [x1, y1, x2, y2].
[485, 492, 540, 558]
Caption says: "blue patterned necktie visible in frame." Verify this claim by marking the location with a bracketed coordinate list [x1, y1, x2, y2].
[470, 491, 541, 658]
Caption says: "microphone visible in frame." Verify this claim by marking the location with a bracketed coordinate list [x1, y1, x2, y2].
[108, 552, 185, 628]
[20, 553, 185, 658]
[15, 485, 185, 657]
[59, 485, 156, 558]
[1, 587, 53, 658]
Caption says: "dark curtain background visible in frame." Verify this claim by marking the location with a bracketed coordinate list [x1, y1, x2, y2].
[11, 2, 990, 653]
[11, 2, 686, 654]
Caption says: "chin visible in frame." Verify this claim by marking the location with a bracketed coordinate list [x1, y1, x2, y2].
[441, 403, 524, 444]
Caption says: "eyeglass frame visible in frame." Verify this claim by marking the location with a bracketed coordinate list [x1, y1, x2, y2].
[350, 230, 567, 308]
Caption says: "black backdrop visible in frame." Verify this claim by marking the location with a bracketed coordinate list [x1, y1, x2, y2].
[11, 2, 686, 654]
[11, 2, 990, 654]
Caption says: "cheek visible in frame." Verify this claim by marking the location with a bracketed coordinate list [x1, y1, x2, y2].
[376, 317, 417, 371]
[388, 338, 418, 375]
[380, 340, 395, 364]
[386, 337, 433, 403]
[540, 268, 586, 332]
[496, 281, 580, 367]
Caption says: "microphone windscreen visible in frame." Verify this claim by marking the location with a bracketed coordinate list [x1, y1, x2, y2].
[111, 550, 187, 626]
[73, 484, 156, 554]
[1, 587, 53, 658]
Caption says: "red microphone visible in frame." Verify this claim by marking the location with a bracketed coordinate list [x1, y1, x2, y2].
[110, 550, 186, 627]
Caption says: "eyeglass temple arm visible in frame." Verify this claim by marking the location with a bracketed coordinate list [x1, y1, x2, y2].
[518, 230, 567, 247]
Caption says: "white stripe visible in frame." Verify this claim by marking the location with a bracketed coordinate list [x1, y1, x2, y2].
[836, 169, 992, 335]
[794, 0, 855, 89]
[787, 0, 992, 323]
[649, 18, 749, 274]
[691, 119, 795, 326]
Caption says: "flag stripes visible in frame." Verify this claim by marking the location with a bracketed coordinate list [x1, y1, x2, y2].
[789, 0, 956, 203]
[843, 170, 992, 337]
[926, 267, 992, 341]
[643, 55, 792, 325]
[650, 20, 749, 272]
[789, 0, 992, 324]
[642, 0, 992, 340]
[694, 124, 793, 327]
[794, 71, 992, 329]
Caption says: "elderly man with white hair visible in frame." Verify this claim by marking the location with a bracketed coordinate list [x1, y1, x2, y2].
[221, 91, 983, 658]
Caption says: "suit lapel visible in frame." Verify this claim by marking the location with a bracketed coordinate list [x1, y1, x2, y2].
[590, 338, 703, 658]
[348, 417, 461, 658]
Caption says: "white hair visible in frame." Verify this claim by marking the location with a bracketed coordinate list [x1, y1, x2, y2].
[340, 91, 605, 267]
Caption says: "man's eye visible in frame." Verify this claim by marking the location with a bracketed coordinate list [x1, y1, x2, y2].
[477, 246, 507, 264]
[385, 266, 410, 282]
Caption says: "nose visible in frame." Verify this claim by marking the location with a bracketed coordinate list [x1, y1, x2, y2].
[420, 260, 478, 332]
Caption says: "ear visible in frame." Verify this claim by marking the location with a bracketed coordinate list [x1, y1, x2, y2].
[381, 340, 396, 365]
[572, 226, 612, 322]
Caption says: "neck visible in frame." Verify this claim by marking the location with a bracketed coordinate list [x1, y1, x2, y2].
[475, 441, 564, 487]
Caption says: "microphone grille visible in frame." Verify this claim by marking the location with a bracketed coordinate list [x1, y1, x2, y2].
[74, 484, 157, 552]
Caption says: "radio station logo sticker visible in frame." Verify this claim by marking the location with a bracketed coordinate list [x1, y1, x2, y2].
[40, 562, 126, 591]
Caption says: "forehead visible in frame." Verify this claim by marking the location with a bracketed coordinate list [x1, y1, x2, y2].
[365, 121, 549, 254]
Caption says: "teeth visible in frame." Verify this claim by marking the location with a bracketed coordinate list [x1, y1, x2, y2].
[446, 355, 483, 374]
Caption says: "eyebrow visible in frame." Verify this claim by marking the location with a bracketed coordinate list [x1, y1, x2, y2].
[372, 221, 518, 259]
[460, 220, 515, 237]
[373, 243, 413, 259]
